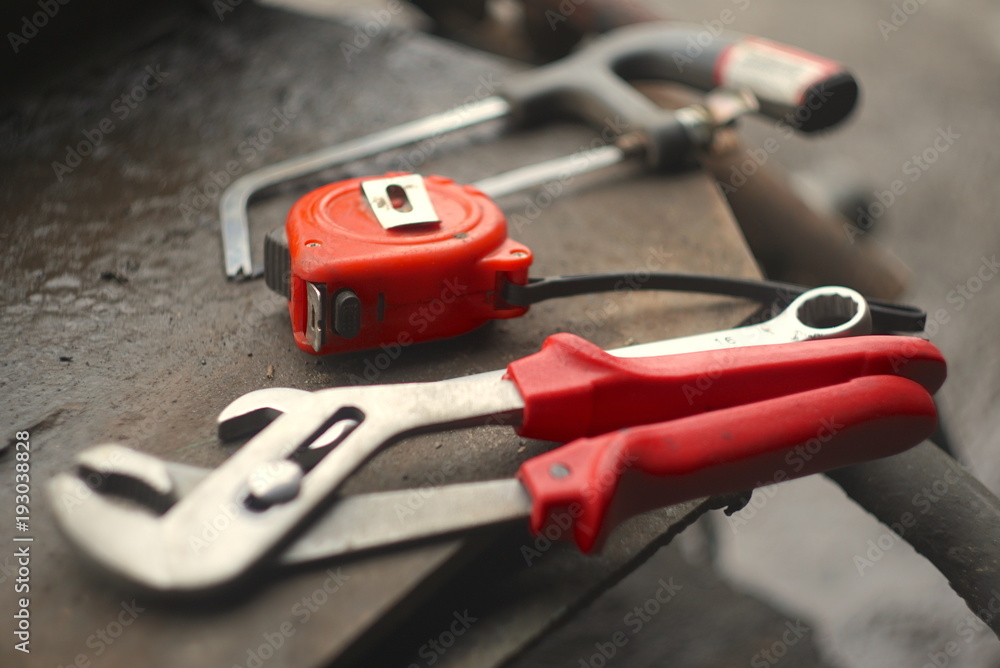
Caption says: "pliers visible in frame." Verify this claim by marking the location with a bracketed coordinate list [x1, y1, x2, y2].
[50, 287, 945, 592]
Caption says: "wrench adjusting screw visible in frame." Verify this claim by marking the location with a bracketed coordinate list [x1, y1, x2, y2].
[247, 460, 303, 506]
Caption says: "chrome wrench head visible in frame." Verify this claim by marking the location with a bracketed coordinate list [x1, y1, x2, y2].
[50, 444, 181, 589]
[52, 388, 370, 591]
[611, 286, 871, 358]
[53, 374, 524, 592]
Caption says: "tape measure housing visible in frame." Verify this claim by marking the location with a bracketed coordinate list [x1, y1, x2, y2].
[277, 173, 533, 354]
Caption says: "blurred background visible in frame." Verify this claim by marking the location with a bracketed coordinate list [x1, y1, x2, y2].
[3, 0, 998, 665]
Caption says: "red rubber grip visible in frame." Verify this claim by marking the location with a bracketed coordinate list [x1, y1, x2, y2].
[505, 333, 945, 443]
[517, 375, 938, 552]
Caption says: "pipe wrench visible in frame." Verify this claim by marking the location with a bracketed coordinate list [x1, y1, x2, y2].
[221, 22, 858, 278]
[50, 288, 945, 593]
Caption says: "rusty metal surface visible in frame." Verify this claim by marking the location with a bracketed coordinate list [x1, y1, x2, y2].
[0, 5, 760, 667]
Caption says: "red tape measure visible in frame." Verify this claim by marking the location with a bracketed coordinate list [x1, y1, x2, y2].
[266, 172, 533, 355]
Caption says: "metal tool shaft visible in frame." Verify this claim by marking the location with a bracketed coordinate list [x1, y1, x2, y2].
[473, 144, 630, 199]
[161, 463, 531, 566]
[473, 88, 756, 200]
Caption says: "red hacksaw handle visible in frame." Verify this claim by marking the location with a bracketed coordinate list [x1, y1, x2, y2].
[504, 333, 945, 443]
[517, 375, 938, 553]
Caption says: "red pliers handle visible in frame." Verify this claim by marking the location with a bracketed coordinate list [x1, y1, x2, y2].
[506, 334, 945, 551]
[506, 333, 945, 442]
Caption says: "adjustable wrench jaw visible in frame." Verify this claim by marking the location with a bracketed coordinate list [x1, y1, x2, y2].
[51, 477, 175, 589]
[50, 444, 179, 591]
[52, 378, 524, 592]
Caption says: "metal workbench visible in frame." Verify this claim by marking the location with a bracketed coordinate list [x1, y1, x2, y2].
[0, 5, 782, 666]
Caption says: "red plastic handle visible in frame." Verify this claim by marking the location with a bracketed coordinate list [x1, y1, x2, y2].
[517, 375, 938, 552]
[505, 333, 945, 443]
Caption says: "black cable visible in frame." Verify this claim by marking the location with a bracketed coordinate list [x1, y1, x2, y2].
[501, 273, 926, 332]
